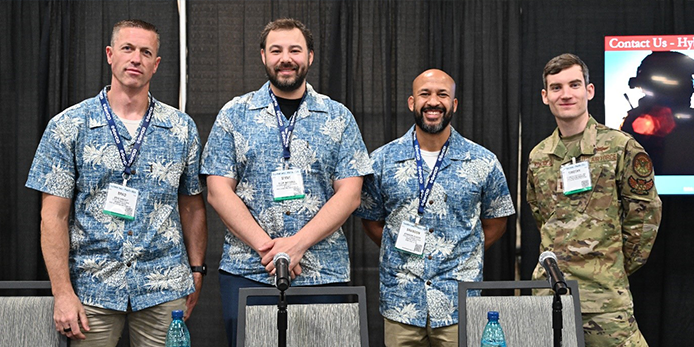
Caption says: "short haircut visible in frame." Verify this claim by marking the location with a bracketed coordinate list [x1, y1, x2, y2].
[111, 19, 160, 51]
[542, 53, 590, 89]
[259, 18, 314, 52]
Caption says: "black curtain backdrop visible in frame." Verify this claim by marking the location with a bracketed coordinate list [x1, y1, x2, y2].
[0, 1, 691, 346]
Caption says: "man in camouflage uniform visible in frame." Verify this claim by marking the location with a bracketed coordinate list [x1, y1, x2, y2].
[527, 53, 662, 346]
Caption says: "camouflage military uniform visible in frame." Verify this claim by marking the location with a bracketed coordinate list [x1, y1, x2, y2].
[527, 116, 661, 346]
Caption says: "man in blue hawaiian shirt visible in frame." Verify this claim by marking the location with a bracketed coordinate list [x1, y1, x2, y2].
[201, 18, 372, 347]
[356, 69, 515, 346]
[25, 20, 207, 346]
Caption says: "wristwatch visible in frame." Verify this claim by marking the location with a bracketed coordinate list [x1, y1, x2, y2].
[191, 264, 207, 276]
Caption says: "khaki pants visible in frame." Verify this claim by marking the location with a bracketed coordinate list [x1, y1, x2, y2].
[384, 317, 458, 347]
[71, 297, 186, 347]
[583, 308, 649, 347]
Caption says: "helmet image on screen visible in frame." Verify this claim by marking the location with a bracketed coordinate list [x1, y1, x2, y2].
[621, 51, 694, 175]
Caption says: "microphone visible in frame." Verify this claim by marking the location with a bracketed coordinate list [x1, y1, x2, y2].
[539, 251, 568, 295]
[273, 253, 291, 291]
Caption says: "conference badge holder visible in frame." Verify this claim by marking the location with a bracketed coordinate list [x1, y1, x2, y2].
[395, 220, 426, 256]
[560, 159, 592, 196]
[271, 168, 305, 201]
[103, 182, 139, 220]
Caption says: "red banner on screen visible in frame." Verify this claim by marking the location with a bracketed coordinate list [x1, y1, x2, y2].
[605, 35, 694, 51]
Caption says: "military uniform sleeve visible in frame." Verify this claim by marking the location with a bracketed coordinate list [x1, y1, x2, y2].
[619, 138, 662, 275]
[526, 159, 545, 231]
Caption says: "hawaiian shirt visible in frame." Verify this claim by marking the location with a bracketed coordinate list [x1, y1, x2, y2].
[527, 116, 661, 313]
[355, 126, 515, 328]
[201, 82, 372, 286]
[26, 87, 203, 311]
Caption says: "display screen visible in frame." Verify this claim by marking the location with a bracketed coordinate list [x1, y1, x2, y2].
[605, 35, 694, 195]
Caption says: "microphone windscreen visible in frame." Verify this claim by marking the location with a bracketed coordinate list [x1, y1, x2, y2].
[539, 250, 557, 263]
[274, 252, 290, 263]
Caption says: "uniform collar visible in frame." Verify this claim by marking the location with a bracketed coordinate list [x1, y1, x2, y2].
[544, 115, 598, 159]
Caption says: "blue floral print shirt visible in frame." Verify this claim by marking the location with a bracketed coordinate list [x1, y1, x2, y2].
[355, 126, 515, 328]
[26, 87, 203, 311]
[201, 82, 372, 286]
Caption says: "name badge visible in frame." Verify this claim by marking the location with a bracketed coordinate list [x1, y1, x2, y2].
[561, 161, 592, 195]
[271, 169, 305, 201]
[395, 220, 427, 256]
[103, 183, 139, 220]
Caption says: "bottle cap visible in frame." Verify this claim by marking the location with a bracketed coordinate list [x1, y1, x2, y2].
[487, 311, 499, 320]
[171, 310, 184, 319]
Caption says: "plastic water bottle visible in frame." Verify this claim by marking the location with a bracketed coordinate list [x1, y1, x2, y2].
[165, 310, 191, 347]
[480, 311, 507, 347]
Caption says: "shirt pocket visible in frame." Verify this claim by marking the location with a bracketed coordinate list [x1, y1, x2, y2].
[565, 163, 616, 219]
[532, 166, 561, 221]
[140, 149, 187, 195]
[581, 161, 618, 221]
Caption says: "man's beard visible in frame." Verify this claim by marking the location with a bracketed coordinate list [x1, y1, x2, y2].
[266, 62, 309, 93]
[414, 106, 453, 134]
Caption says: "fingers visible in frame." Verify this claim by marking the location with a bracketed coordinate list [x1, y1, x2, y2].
[184, 291, 201, 321]
[184, 297, 195, 321]
[257, 239, 275, 254]
[59, 317, 87, 340]
[287, 263, 302, 279]
[264, 261, 276, 274]
[266, 261, 302, 279]
[293, 263, 303, 276]
[54, 294, 88, 340]
[184, 273, 204, 321]
[72, 309, 90, 339]
[59, 325, 75, 339]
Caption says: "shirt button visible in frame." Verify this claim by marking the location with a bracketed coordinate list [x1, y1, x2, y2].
[126, 262, 132, 267]
[130, 169, 136, 175]
[127, 230, 133, 236]
[429, 228, 434, 233]
[427, 255, 433, 260]
[426, 280, 432, 286]
[428, 200, 434, 205]
[285, 211, 291, 216]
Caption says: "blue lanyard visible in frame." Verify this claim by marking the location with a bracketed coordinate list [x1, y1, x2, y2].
[269, 89, 306, 161]
[413, 130, 450, 216]
[99, 89, 154, 178]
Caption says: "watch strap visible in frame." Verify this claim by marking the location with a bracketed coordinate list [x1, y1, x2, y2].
[191, 263, 207, 276]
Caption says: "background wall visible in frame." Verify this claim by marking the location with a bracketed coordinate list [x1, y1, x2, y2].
[1, 1, 692, 346]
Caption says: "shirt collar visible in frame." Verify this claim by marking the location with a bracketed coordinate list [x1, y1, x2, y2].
[249, 81, 330, 118]
[391, 125, 472, 162]
[88, 87, 173, 137]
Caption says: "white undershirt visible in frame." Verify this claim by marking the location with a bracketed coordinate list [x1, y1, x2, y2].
[118, 117, 141, 137]
[420, 149, 440, 169]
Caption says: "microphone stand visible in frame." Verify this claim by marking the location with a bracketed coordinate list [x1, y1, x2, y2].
[552, 291, 563, 347]
[277, 289, 288, 347]
[277, 289, 287, 347]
